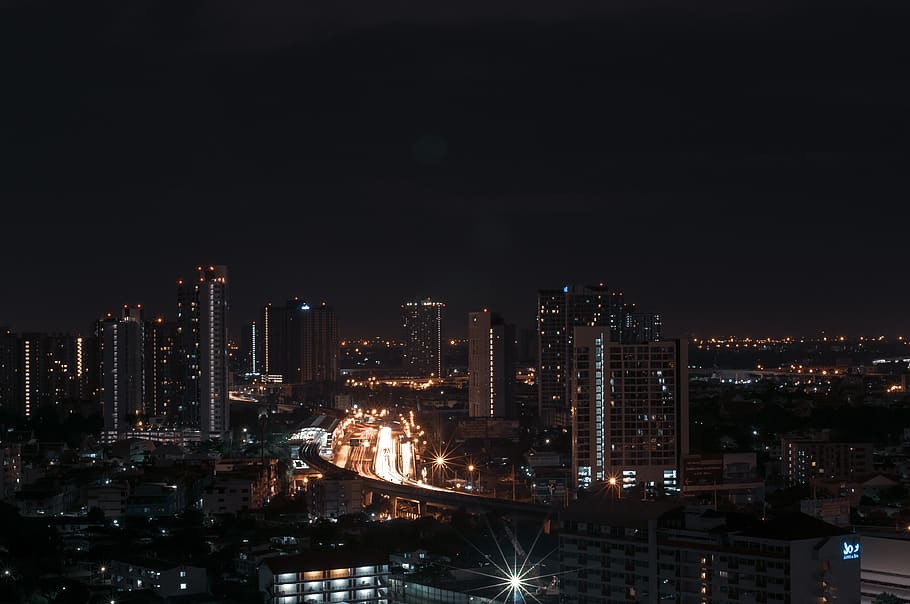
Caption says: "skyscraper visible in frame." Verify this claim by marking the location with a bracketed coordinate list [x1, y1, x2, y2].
[19, 332, 84, 419]
[246, 320, 259, 377]
[537, 285, 624, 427]
[402, 298, 445, 377]
[571, 327, 688, 496]
[260, 299, 338, 384]
[145, 316, 177, 419]
[0, 328, 20, 417]
[468, 309, 516, 418]
[621, 308, 663, 344]
[261, 303, 288, 381]
[298, 301, 338, 384]
[102, 306, 146, 433]
[176, 265, 229, 439]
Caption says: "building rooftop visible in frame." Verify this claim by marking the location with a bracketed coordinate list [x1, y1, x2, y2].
[262, 548, 388, 574]
[113, 556, 203, 572]
[739, 513, 850, 541]
[561, 494, 683, 527]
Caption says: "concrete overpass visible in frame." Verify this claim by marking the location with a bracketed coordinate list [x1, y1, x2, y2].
[299, 444, 557, 526]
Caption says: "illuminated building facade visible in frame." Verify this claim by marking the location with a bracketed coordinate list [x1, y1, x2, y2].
[176, 265, 229, 438]
[102, 305, 146, 433]
[261, 302, 288, 381]
[145, 316, 177, 419]
[260, 550, 389, 604]
[402, 298, 445, 377]
[572, 328, 688, 495]
[18, 332, 84, 419]
[245, 320, 259, 376]
[259, 299, 338, 384]
[288, 299, 338, 384]
[468, 309, 515, 418]
[560, 498, 860, 603]
[0, 328, 19, 417]
[780, 431, 873, 486]
[537, 285, 625, 427]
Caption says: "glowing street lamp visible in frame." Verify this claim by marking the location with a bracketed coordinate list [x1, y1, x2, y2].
[608, 475, 621, 499]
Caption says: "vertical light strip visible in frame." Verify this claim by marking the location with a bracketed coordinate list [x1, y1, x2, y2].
[75, 337, 83, 387]
[263, 309, 269, 374]
[595, 335, 604, 481]
[489, 327, 495, 417]
[24, 340, 31, 418]
[251, 322, 257, 374]
[113, 326, 119, 431]
[209, 283, 216, 432]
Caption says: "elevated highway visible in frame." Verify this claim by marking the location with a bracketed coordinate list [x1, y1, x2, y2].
[299, 443, 557, 525]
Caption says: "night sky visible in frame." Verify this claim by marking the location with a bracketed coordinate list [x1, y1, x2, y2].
[2, 0, 908, 340]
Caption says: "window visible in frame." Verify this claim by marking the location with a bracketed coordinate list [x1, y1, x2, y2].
[180, 583, 187, 590]
[180, 571, 187, 578]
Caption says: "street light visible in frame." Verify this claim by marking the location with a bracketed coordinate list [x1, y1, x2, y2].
[608, 476, 621, 499]
[433, 456, 447, 486]
[467, 464, 479, 491]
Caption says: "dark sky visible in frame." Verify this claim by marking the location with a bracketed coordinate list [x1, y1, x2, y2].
[1, 0, 908, 340]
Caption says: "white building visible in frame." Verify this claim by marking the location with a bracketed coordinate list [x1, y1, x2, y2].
[259, 549, 389, 604]
[860, 532, 910, 603]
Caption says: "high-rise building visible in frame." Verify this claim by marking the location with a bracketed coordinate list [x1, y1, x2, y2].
[298, 301, 338, 384]
[102, 306, 146, 433]
[199, 266, 229, 439]
[572, 328, 688, 495]
[402, 298, 445, 377]
[18, 332, 84, 419]
[145, 316, 177, 419]
[468, 309, 515, 418]
[622, 309, 663, 344]
[0, 328, 20, 417]
[175, 278, 200, 424]
[244, 320, 259, 377]
[261, 303, 288, 382]
[259, 299, 338, 384]
[175, 265, 229, 438]
[537, 285, 624, 427]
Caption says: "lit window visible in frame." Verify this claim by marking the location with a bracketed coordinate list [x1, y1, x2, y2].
[180, 583, 187, 590]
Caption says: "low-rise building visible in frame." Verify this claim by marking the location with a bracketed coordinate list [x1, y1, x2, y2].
[15, 477, 79, 516]
[308, 472, 364, 519]
[126, 483, 183, 518]
[781, 430, 873, 486]
[85, 479, 130, 520]
[800, 496, 852, 527]
[203, 460, 275, 515]
[259, 549, 389, 604]
[0, 444, 22, 501]
[682, 452, 765, 507]
[109, 556, 208, 597]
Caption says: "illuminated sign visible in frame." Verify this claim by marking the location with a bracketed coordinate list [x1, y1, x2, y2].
[842, 541, 860, 560]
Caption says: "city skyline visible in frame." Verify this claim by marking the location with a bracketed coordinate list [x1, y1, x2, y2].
[1, 246, 909, 342]
[3, 0, 909, 340]
[0, 2, 906, 602]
